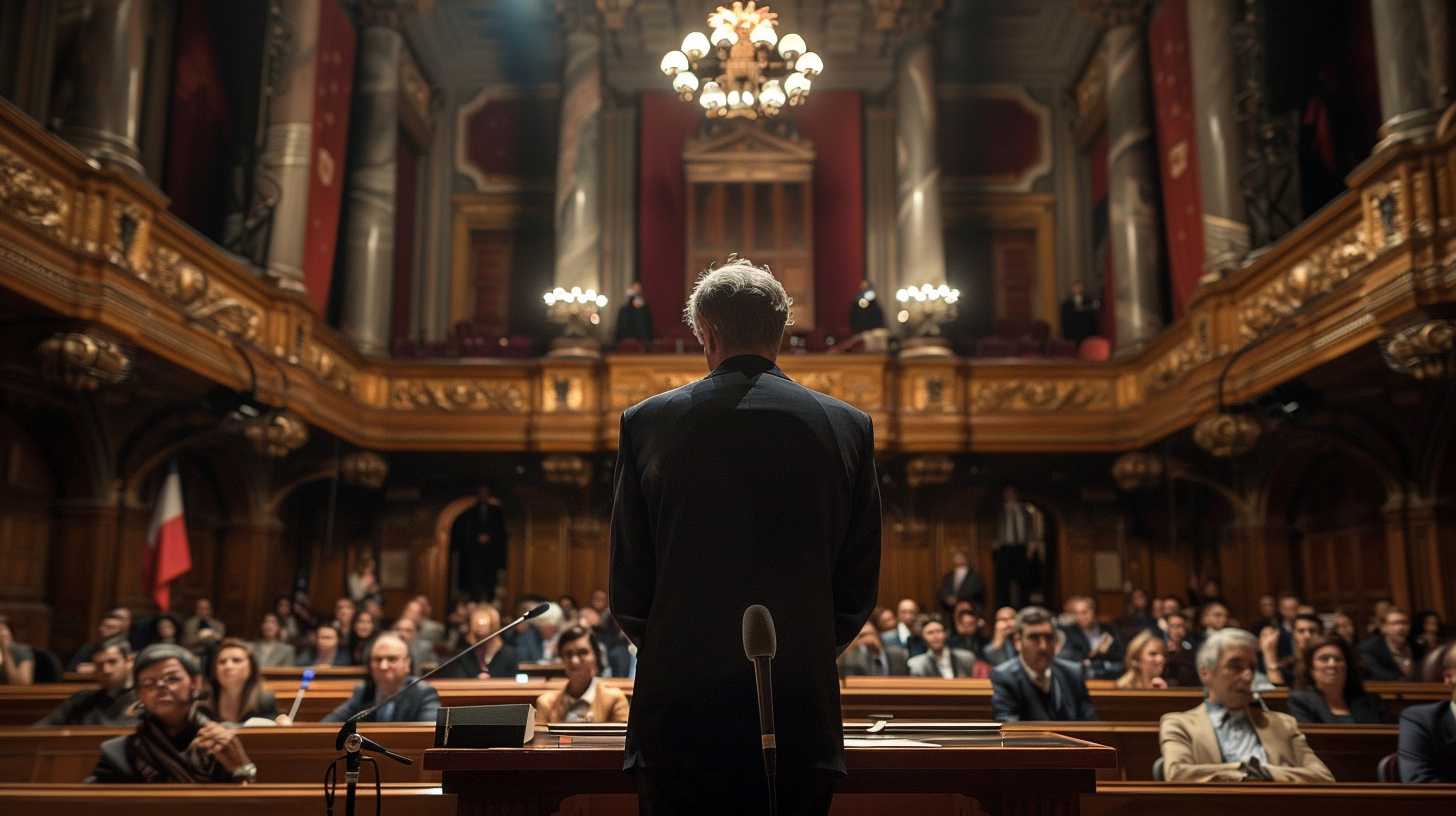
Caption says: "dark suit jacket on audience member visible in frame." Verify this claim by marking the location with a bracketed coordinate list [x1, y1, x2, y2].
[938, 569, 985, 611]
[36, 687, 138, 726]
[982, 641, 1017, 667]
[610, 354, 881, 775]
[321, 679, 441, 723]
[1358, 635, 1412, 681]
[990, 658, 1098, 722]
[881, 628, 927, 658]
[838, 645, 909, 677]
[1399, 700, 1456, 782]
[434, 643, 521, 679]
[1164, 647, 1200, 688]
[1057, 625, 1125, 680]
[1286, 689, 1388, 724]
[87, 724, 235, 783]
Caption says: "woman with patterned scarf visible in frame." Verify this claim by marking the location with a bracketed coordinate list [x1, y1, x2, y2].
[87, 643, 257, 784]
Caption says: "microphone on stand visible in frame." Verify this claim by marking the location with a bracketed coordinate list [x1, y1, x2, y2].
[742, 604, 778, 816]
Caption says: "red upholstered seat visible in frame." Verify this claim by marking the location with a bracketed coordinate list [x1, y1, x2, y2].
[1079, 336, 1111, 361]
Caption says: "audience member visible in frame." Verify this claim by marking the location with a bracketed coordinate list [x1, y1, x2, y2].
[295, 624, 350, 667]
[450, 485, 509, 603]
[1159, 628, 1333, 782]
[1188, 576, 1225, 609]
[87, 644, 255, 783]
[347, 554, 384, 607]
[206, 639, 281, 725]
[1329, 610, 1358, 644]
[1263, 612, 1322, 686]
[391, 616, 436, 672]
[883, 598, 927, 657]
[0, 614, 35, 685]
[436, 605, 520, 679]
[1115, 588, 1157, 641]
[1359, 607, 1416, 681]
[1162, 611, 1200, 687]
[1252, 594, 1279, 632]
[533, 624, 629, 723]
[182, 598, 225, 653]
[990, 606, 1097, 722]
[937, 550, 984, 615]
[1059, 596, 1125, 680]
[1059, 279, 1100, 343]
[1412, 610, 1443, 663]
[838, 622, 909, 677]
[1196, 601, 1231, 647]
[70, 612, 129, 672]
[272, 596, 302, 645]
[1368, 599, 1394, 637]
[36, 637, 137, 726]
[323, 634, 440, 723]
[143, 613, 182, 649]
[874, 607, 896, 635]
[1398, 645, 1456, 782]
[1289, 636, 1387, 724]
[908, 619, 976, 678]
[332, 597, 356, 636]
[982, 606, 1019, 666]
[410, 595, 447, 644]
[1116, 630, 1168, 689]
[558, 594, 580, 624]
[993, 486, 1041, 608]
[848, 278, 886, 335]
[579, 605, 630, 677]
[614, 281, 655, 346]
[348, 610, 379, 666]
[251, 614, 296, 668]
[516, 602, 564, 663]
[949, 602, 986, 656]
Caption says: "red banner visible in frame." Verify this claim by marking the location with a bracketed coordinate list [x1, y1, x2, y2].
[301, 0, 357, 314]
[1149, 0, 1205, 318]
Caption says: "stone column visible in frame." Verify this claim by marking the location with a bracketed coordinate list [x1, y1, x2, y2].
[1187, 0, 1249, 284]
[1103, 9, 1164, 355]
[340, 1, 404, 357]
[58, 0, 150, 175]
[1370, 0, 1445, 150]
[552, 2, 604, 296]
[865, 105, 899, 305]
[255, 0, 321, 293]
[894, 34, 947, 295]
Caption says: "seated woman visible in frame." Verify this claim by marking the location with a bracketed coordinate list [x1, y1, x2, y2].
[1115, 629, 1168, 689]
[296, 623, 351, 667]
[0, 614, 35, 685]
[206, 639, 284, 725]
[348, 610, 379, 666]
[146, 614, 183, 648]
[87, 644, 257, 783]
[251, 613, 296, 668]
[1289, 635, 1389, 724]
[532, 625, 629, 724]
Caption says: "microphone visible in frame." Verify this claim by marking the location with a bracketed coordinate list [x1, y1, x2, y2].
[742, 604, 778, 816]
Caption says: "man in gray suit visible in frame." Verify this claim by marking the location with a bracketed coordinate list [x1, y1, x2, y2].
[907, 619, 977, 678]
[839, 622, 909, 677]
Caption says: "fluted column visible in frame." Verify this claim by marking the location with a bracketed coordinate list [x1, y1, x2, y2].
[1187, 0, 1249, 284]
[255, 0, 320, 293]
[340, 1, 404, 357]
[553, 1, 604, 296]
[1370, 0, 1446, 150]
[58, 0, 150, 175]
[1102, 5, 1164, 355]
[894, 33, 946, 297]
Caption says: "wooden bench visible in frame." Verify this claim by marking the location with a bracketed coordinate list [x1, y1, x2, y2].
[0, 782, 452, 815]
[1083, 783, 1456, 816]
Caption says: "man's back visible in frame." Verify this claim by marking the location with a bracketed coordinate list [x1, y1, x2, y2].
[610, 354, 881, 774]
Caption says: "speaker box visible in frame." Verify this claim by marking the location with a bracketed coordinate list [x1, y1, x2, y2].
[434, 704, 536, 748]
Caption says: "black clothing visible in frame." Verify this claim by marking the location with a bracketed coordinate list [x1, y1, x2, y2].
[294, 648, 352, 667]
[87, 720, 233, 784]
[1164, 647, 1200, 688]
[634, 765, 836, 816]
[615, 299, 655, 345]
[938, 568, 985, 614]
[204, 689, 278, 724]
[321, 678, 441, 723]
[1059, 294, 1100, 343]
[434, 643, 521, 679]
[1358, 635, 1414, 681]
[450, 499, 509, 602]
[1399, 700, 1456, 782]
[848, 295, 885, 335]
[949, 632, 986, 657]
[610, 354, 881, 783]
[36, 687, 139, 726]
[1286, 689, 1388, 724]
[990, 658, 1098, 722]
[1058, 625, 1126, 680]
[993, 544, 1033, 609]
[982, 641, 1017, 667]
[838, 644, 910, 677]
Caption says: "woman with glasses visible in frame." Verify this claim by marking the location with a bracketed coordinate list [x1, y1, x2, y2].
[87, 643, 257, 783]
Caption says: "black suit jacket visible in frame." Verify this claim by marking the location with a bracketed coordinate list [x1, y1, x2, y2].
[1058, 625, 1126, 680]
[838, 644, 909, 677]
[434, 643, 520, 679]
[1286, 689, 1388, 724]
[1358, 635, 1412, 681]
[610, 355, 882, 774]
[938, 568, 985, 611]
[321, 678, 441, 723]
[1398, 699, 1456, 782]
[990, 657, 1098, 722]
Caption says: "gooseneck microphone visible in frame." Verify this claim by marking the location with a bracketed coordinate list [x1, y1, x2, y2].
[742, 604, 778, 816]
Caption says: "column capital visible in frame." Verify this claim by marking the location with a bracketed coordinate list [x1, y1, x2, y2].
[879, 0, 945, 42]
[556, 0, 613, 33]
[1076, 0, 1149, 29]
[354, 0, 417, 31]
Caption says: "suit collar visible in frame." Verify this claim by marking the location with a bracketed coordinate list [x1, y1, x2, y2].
[1191, 704, 1224, 763]
[708, 354, 789, 380]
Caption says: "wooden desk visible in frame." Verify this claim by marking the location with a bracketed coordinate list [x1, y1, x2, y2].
[0, 782, 453, 815]
[1083, 783, 1456, 816]
[425, 730, 1117, 816]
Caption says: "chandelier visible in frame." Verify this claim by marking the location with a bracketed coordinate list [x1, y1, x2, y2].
[659, 2, 823, 119]
[895, 283, 961, 337]
[543, 286, 609, 337]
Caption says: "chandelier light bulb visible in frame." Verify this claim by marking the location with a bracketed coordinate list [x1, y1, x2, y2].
[741, 89, 754, 107]
[778, 32, 806, 60]
[700, 81, 725, 109]
[681, 31, 710, 60]
[595, 295, 608, 307]
[795, 51, 824, 78]
[543, 291, 556, 305]
[711, 24, 738, 48]
[760, 79, 786, 109]
[749, 21, 778, 48]
[553, 287, 568, 299]
[673, 71, 699, 95]
[784, 71, 810, 99]
[896, 288, 908, 303]
[660, 50, 688, 76]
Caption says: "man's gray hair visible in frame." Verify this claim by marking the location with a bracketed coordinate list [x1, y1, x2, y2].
[1013, 605, 1053, 638]
[1195, 627, 1257, 675]
[682, 258, 793, 351]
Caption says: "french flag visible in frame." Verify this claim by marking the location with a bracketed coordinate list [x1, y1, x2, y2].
[146, 464, 192, 612]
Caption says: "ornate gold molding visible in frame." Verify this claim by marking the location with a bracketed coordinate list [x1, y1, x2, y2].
[1193, 413, 1261, 458]
[1238, 224, 1371, 340]
[389, 378, 530, 412]
[971, 379, 1114, 413]
[0, 144, 68, 239]
[1380, 319, 1456, 379]
[37, 331, 131, 391]
[1110, 450, 1163, 491]
[340, 451, 389, 488]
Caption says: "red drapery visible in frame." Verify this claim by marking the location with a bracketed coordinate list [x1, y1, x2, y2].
[301, 0, 356, 314]
[1149, 0, 1205, 318]
[163, 1, 230, 239]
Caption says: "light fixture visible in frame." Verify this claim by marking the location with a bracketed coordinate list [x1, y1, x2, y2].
[895, 282, 961, 337]
[543, 286, 609, 337]
[664, 2, 823, 120]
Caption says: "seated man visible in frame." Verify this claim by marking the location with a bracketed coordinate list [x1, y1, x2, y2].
[1160, 628, 1334, 782]
[838, 621, 909, 677]
[981, 606, 1019, 666]
[435, 605, 521, 679]
[181, 597, 225, 653]
[323, 633, 440, 723]
[1398, 644, 1456, 782]
[533, 624, 630, 723]
[948, 602, 986, 656]
[1358, 607, 1415, 681]
[0, 614, 34, 685]
[990, 606, 1097, 722]
[1058, 595, 1125, 680]
[36, 636, 137, 726]
[87, 644, 255, 783]
[882, 598, 928, 657]
[515, 602, 564, 663]
[1162, 611, 1200, 687]
[908, 619, 976, 678]
[69, 611, 129, 672]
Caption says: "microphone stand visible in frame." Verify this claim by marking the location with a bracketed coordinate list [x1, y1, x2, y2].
[330, 604, 548, 816]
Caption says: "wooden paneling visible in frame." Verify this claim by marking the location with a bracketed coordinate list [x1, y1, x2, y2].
[0, 413, 53, 646]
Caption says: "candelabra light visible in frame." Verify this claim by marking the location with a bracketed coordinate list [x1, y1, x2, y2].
[543, 286, 609, 338]
[895, 283, 961, 337]
[660, 2, 822, 119]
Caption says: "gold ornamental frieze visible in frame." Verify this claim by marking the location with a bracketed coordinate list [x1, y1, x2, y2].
[609, 372, 700, 409]
[0, 144, 69, 239]
[970, 379, 1114, 413]
[147, 245, 263, 342]
[1144, 323, 1212, 394]
[1238, 226, 1371, 340]
[389, 378, 530, 412]
[795, 369, 885, 410]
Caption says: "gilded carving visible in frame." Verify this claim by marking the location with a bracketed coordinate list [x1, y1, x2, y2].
[147, 245, 263, 341]
[543, 454, 592, 487]
[970, 379, 1113, 412]
[340, 451, 388, 488]
[1111, 450, 1163, 491]
[610, 373, 699, 409]
[1193, 412, 1261, 458]
[227, 408, 309, 458]
[390, 378, 529, 412]
[544, 374, 588, 412]
[1146, 319, 1212, 393]
[37, 331, 132, 390]
[110, 200, 152, 271]
[1238, 226, 1371, 339]
[905, 372, 956, 412]
[905, 456, 954, 488]
[796, 371, 885, 410]
[1363, 180, 1406, 251]
[0, 145, 69, 238]
[301, 343, 355, 394]
[1380, 319, 1456, 380]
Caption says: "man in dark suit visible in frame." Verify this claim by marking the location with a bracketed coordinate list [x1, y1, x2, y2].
[449, 485, 509, 603]
[1059, 279, 1100, 344]
[907, 619, 977, 678]
[1058, 595, 1125, 680]
[610, 259, 882, 815]
[1359, 607, 1415, 681]
[938, 550, 985, 615]
[838, 622, 909, 677]
[1399, 645, 1456, 782]
[321, 634, 440, 723]
[991, 606, 1098, 722]
[993, 485, 1041, 608]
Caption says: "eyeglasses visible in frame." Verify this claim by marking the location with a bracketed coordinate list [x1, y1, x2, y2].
[137, 673, 189, 692]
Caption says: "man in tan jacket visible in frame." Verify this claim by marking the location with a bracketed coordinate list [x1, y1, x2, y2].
[533, 625, 630, 724]
[1160, 628, 1334, 782]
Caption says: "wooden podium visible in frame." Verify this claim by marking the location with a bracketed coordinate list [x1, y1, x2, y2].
[424, 730, 1117, 815]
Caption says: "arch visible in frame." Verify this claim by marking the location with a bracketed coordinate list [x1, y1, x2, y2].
[265, 463, 342, 517]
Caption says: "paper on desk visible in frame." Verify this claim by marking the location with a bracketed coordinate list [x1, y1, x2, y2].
[843, 738, 939, 748]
